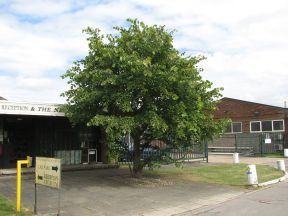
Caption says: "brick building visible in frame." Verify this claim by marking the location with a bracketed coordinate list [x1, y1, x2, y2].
[210, 97, 288, 153]
[214, 97, 288, 134]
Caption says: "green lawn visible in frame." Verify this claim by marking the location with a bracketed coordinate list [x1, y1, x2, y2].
[253, 152, 285, 158]
[144, 164, 284, 187]
[0, 195, 34, 216]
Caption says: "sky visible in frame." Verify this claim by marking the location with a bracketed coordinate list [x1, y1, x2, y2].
[0, 0, 287, 107]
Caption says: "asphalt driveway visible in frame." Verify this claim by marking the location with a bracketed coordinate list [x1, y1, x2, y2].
[0, 166, 245, 216]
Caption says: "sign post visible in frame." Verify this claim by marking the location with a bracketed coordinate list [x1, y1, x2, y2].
[35, 157, 61, 215]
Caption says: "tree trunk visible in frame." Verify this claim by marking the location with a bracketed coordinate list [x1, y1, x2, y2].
[99, 127, 109, 164]
[132, 135, 143, 178]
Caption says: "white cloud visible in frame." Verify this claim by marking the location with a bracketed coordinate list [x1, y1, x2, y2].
[200, 49, 288, 106]
[16, 76, 53, 90]
[9, 0, 73, 17]
[0, 16, 71, 77]
[0, 0, 288, 107]
[0, 75, 67, 103]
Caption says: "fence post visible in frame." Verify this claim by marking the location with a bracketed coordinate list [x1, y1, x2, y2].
[259, 134, 263, 157]
[284, 133, 287, 150]
[204, 139, 208, 163]
[234, 134, 238, 152]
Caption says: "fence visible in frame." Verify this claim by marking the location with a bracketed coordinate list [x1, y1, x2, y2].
[118, 140, 208, 165]
[208, 132, 287, 155]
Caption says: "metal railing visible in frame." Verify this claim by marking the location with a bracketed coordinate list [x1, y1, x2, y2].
[208, 132, 286, 155]
[118, 140, 208, 165]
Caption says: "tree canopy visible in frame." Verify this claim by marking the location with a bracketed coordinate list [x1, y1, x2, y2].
[61, 19, 224, 176]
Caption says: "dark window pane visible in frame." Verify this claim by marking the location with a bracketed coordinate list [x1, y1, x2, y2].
[273, 120, 284, 131]
[251, 122, 260, 132]
[232, 122, 242, 133]
[262, 121, 272, 131]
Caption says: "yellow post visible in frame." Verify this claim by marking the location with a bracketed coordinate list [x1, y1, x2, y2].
[16, 156, 31, 212]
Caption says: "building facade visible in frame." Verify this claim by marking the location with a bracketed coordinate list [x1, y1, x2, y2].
[0, 98, 102, 168]
[210, 97, 288, 153]
[214, 97, 288, 134]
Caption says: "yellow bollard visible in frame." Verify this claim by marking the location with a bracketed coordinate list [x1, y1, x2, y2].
[16, 156, 32, 212]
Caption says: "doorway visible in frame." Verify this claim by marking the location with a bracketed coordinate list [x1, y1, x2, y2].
[3, 116, 35, 168]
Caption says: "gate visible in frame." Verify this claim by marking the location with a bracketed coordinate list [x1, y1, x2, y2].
[260, 133, 285, 154]
[118, 140, 208, 165]
[209, 132, 286, 155]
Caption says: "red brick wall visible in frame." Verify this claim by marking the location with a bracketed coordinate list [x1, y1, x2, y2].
[214, 98, 287, 133]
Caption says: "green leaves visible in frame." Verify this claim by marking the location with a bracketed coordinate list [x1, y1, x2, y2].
[62, 18, 224, 172]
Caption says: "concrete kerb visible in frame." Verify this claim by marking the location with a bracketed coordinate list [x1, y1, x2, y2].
[248, 158, 288, 188]
[208, 155, 288, 188]
[257, 171, 288, 187]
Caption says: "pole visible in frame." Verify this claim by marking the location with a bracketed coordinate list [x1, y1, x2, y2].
[57, 162, 62, 216]
[57, 188, 61, 216]
[204, 139, 208, 163]
[16, 161, 21, 212]
[16, 156, 31, 212]
[260, 135, 263, 157]
[235, 134, 238, 152]
[34, 183, 37, 214]
[284, 101, 287, 149]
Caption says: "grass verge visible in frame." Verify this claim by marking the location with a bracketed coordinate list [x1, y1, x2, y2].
[0, 195, 34, 216]
[253, 152, 284, 158]
[144, 164, 284, 187]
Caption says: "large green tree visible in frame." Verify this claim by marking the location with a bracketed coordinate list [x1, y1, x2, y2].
[62, 19, 224, 177]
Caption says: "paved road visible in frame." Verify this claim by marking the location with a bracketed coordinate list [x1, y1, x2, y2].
[177, 155, 288, 216]
[175, 180, 288, 216]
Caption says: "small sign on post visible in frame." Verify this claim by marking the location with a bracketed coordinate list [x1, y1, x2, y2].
[35, 157, 61, 215]
[265, 138, 271, 144]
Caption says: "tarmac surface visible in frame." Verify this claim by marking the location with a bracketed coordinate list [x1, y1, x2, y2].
[175, 178, 288, 216]
[0, 154, 287, 216]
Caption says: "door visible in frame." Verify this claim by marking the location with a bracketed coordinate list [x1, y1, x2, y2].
[3, 116, 34, 168]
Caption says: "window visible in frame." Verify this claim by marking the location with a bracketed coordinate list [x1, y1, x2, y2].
[232, 122, 242, 133]
[273, 120, 284, 131]
[225, 122, 242, 133]
[251, 121, 261, 132]
[250, 120, 284, 132]
[262, 121, 272, 132]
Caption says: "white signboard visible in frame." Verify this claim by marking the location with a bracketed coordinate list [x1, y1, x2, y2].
[265, 138, 272, 144]
[0, 101, 65, 116]
[35, 157, 61, 189]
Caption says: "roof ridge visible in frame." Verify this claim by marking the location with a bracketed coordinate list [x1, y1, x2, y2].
[222, 97, 287, 110]
[0, 96, 7, 100]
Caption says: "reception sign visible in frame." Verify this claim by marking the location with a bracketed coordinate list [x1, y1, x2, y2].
[0, 101, 64, 116]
